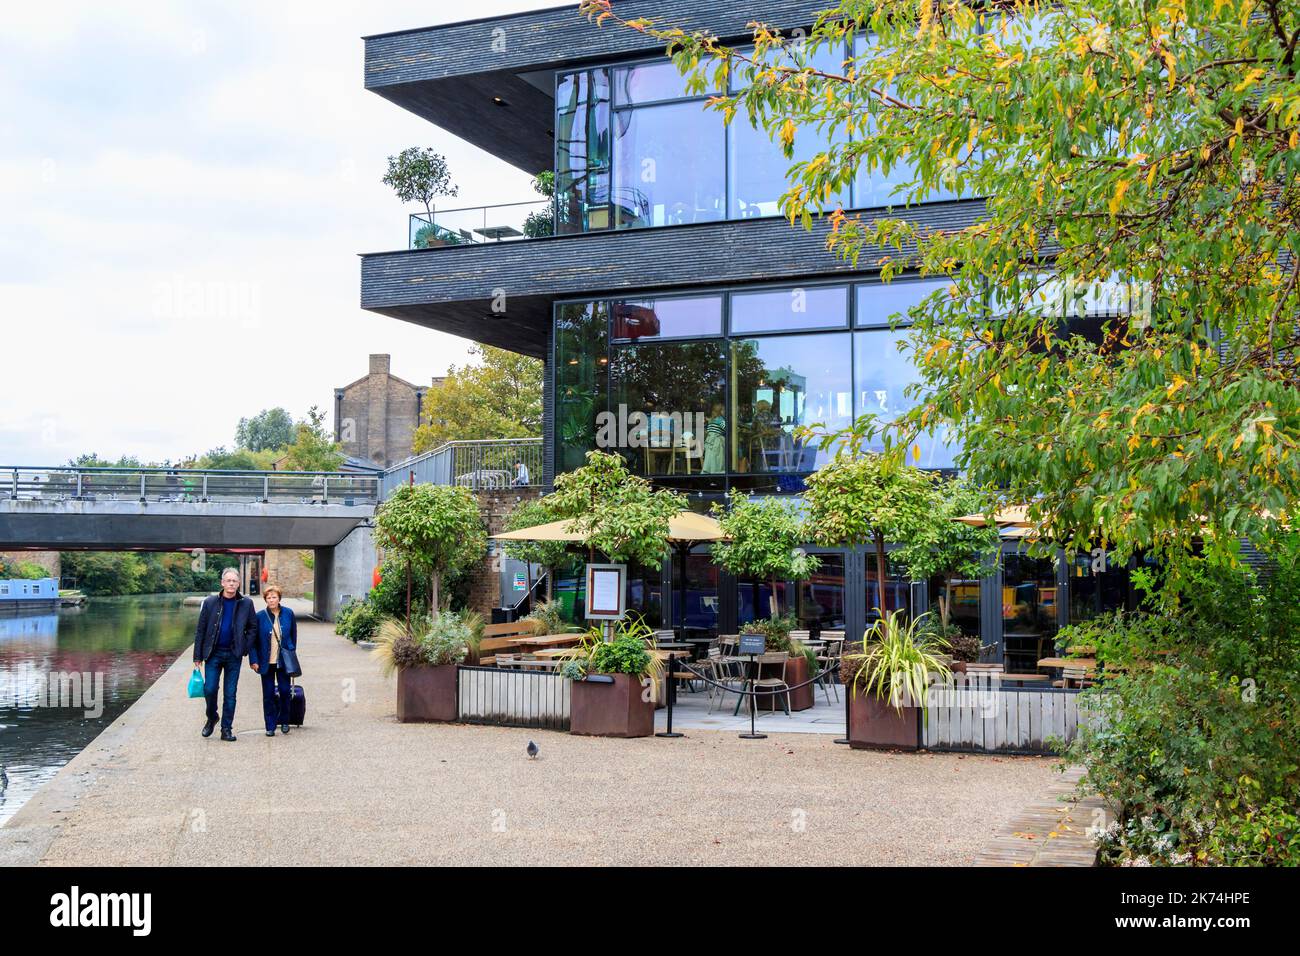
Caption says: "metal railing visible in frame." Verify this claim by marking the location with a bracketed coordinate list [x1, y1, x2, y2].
[382, 439, 542, 496]
[409, 200, 551, 249]
[3, 466, 380, 506]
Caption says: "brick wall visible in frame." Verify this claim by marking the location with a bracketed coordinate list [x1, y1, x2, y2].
[465, 487, 541, 619]
[334, 354, 427, 468]
[264, 549, 315, 599]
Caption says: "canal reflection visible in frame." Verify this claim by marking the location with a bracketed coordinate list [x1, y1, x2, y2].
[0, 594, 199, 824]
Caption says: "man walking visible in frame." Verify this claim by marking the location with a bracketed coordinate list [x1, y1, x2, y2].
[193, 567, 258, 741]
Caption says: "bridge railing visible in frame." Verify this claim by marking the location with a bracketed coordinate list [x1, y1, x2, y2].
[382, 438, 542, 496]
[3, 466, 380, 506]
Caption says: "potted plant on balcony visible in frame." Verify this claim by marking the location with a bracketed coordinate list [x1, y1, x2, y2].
[845, 610, 950, 750]
[565, 618, 663, 737]
[374, 612, 475, 722]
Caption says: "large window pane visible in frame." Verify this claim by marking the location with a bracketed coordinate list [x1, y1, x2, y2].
[613, 103, 725, 228]
[554, 302, 608, 473]
[729, 118, 849, 219]
[732, 333, 852, 474]
[929, 573, 981, 640]
[610, 341, 726, 476]
[865, 555, 912, 624]
[674, 548, 720, 635]
[555, 69, 611, 234]
[613, 61, 691, 105]
[855, 278, 952, 327]
[732, 285, 848, 333]
[1001, 553, 1058, 673]
[799, 553, 846, 633]
[612, 295, 722, 342]
[854, 328, 959, 468]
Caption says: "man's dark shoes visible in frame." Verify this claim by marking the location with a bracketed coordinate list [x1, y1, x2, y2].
[220, 729, 236, 742]
[266, 729, 275, 737]
[201, 719, 216, 738]
[280, 724, 290, 735]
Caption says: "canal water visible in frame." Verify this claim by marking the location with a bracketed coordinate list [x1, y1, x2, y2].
[0, 594, 200, 825]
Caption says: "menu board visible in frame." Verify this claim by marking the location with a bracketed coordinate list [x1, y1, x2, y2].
[585, 564, 627, 620]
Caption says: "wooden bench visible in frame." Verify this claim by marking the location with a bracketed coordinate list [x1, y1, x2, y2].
[476, 620, 538, 666]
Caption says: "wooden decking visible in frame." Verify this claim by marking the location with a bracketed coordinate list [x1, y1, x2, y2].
[973, 766, 1108, 866]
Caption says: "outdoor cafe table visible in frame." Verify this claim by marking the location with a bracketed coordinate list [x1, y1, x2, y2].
[508, 633, 582, 650]
[1037, 657, 1098, 671]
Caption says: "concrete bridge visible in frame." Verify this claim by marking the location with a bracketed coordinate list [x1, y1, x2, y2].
[0, 466, 378, 620]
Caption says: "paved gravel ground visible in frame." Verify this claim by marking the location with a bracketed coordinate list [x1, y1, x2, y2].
[1, 608, 1060, 866]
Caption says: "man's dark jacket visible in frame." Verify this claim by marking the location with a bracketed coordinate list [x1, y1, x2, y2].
[193, 591, 258, 662]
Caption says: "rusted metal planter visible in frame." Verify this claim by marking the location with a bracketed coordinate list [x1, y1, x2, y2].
[847, 690, 920, 750]
[570, 673, 654, 738]
[396, 665, 458, 723]
[757, 654, 814, 712]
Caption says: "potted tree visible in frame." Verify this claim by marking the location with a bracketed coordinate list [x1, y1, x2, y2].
[564, 618, 663, 737]
[738, 614, 819, 712]
[374, 612, 476, 722]
[845, 610, 951, 750]
[382, 146, 458, 247]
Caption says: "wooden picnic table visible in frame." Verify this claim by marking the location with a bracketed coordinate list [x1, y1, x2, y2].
[508, 633, 582, 649]
[1037, 657, 1097, 672]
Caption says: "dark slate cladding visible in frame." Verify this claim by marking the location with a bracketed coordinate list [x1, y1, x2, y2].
[363, 1, 828, 170]
[364, 1, 830, 85]
[361, 198, 985, 350]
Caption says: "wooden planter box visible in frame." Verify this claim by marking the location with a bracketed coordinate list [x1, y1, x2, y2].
[758, 654, 814, 712]
[570, 674, 654, 738]
[847, 690, 920, 750]
[396, 665, 458, 723]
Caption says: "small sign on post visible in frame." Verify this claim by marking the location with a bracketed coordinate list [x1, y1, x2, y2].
[738, 632, 767, 740]
[584, 563, 626, 621]
[738, 633, 766, 656]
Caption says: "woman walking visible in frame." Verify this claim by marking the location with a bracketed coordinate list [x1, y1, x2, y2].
[250, 584, 298, 737]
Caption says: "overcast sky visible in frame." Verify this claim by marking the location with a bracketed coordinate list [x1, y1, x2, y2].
[0, 0, 551, 466]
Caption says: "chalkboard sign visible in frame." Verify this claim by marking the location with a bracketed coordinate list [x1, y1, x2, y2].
[738, 633, 765, 655]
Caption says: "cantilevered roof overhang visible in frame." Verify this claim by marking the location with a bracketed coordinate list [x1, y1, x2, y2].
[363, 1, 830, 172]
[359, 200, 986, 358]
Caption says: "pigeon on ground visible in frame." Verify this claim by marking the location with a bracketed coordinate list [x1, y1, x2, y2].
[526, 740, 539, 760]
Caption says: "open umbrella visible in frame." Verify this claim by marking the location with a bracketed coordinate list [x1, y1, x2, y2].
[491, 510, 727, 637]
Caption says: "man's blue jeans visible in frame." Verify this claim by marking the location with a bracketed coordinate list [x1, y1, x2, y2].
[203, 647, 242, 732]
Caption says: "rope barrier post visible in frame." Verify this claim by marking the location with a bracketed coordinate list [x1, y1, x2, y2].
[655, 653, 683, 738]
[738, 653, 766, 740]
[834, 661, 850, 745]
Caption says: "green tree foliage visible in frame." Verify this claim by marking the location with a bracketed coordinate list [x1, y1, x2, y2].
[548, 450, 685, 567]
[382, 146, 458, 219]
[412, 346, 543, 453]
[711, 491, 819, 616]
[190, 446, 279, 471]
[802, 426, 940, 614]
[583, 0, 1300, 573]
[280, 406, 344, 472]
[373, 483, 486, 615]
[59, 551, 221, 596]
[235, 407, 295, 452]
[889, 476, 999, 628]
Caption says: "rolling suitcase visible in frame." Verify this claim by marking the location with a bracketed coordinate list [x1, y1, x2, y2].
[287, 679, 306, 727]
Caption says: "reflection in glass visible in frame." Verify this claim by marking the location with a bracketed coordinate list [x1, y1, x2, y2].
[1001, 553, 1058, 673]
[731, 285, 847, 333]
[731, 333, 852, 473]
[737, 577, 791, 628]
[929, 573, 981, 639]
[554, 301, 609, 472]
[612, 295, 722, 341]
[610, 341, 726, 476]
[865, 555, 912, 624]
[728, 118, 849, 219]
[613, 61, 691, 104]
[798, 554, 846, 633]
[855, 278, 952, 327]
[1068, 550, 1135, 623]
[555, 69, 612, 233]
[853, 328, 958, 468]
[613, 103, 725, 228]
[674, 549, 720, 634]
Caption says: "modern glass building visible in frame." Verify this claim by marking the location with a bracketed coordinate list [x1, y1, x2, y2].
[360, 2, 1146, 667]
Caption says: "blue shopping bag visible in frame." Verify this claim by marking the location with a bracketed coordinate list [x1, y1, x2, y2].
[187, 666, 205, 699]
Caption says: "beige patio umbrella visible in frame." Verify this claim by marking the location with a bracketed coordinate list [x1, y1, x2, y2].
[492, 511, 727, 636]
[953, 505, 1032, 528]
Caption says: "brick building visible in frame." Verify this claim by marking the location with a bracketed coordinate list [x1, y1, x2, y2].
[333, 354, 427, 469]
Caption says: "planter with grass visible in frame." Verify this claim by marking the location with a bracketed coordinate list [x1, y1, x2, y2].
[373, 612, 476, 723]
[846, 610, 951, 751]
[565, 619, 661, 738]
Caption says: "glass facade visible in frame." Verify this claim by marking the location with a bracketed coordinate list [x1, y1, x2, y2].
[1001, 553, 1059, 673]
[554, 38, 979, 237]
[554, 280, 952, 484]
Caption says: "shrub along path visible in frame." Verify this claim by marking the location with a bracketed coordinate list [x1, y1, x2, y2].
[0, 610, 1058, 866]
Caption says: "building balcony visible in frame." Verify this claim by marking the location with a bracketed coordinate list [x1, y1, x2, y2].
[409, 201, 551, 249]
